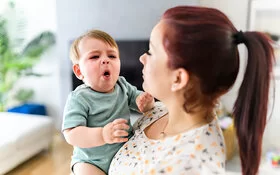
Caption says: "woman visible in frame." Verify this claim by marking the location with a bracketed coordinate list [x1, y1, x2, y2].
[109, 6, 275, 175]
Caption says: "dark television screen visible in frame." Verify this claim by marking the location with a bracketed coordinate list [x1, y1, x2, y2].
[118, 40, 149, 90]
[72, 40, 149, 91]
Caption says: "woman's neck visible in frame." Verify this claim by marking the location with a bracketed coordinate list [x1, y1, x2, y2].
[163, 102, 209, 135]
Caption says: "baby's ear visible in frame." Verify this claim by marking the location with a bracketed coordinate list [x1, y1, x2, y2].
[72, 64, 84, 80]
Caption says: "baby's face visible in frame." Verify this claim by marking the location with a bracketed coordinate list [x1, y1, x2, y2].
[76, 37, 120, 93]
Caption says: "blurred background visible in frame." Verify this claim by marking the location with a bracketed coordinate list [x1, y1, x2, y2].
[0, 0, 279, 174]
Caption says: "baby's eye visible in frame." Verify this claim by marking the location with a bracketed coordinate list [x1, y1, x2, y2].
[90, 55, 99, 59]
[108, 55, 116, 59]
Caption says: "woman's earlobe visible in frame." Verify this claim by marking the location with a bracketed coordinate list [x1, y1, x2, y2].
[171, 84, 178, 91]
[171, 68, 189, 92]
[73, 64, 84, 80]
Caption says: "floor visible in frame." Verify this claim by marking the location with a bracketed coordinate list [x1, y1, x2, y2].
[6, 133, 73, 175]
[5, 113, 142, 175]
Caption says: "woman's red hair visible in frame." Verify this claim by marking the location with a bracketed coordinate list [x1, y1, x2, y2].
[162, 6, 275, 175]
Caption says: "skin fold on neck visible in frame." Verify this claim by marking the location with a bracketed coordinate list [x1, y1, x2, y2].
[162, 105, 210, 137]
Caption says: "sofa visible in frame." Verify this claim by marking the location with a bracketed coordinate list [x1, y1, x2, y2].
[0, 112, 53, 174]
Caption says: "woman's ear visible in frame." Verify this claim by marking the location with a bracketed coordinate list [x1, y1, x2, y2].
[171, 68, 189, 92]
[73, 64, 84, 80]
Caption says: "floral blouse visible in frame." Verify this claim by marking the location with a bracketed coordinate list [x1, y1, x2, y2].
[109, 102, 226, 175]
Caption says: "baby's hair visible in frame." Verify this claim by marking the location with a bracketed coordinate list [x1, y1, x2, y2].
[69, 29, 119, 64]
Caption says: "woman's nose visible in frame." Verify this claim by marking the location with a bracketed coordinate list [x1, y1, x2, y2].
[139, 54, 145, 64]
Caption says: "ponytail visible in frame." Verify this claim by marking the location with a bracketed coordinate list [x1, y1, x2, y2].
[233, 32, 275, 175]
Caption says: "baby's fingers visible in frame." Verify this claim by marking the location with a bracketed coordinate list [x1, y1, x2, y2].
[112, 118, 128, 125]
[112, 137, 128, 143]
[113, 123, 130, 130]
[113, 129, 129, 137]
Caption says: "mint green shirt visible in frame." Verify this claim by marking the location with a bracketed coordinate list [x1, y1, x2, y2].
[62, 76, 142, 173]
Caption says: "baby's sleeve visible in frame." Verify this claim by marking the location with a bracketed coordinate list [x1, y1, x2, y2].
[119, 76, 142, 111]
[62, 93, 88, 131]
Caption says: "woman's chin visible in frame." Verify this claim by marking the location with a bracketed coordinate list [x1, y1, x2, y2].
[142, 83, 147, 92]
[142, 85, 152, 95]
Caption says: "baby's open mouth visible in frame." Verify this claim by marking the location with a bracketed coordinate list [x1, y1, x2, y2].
[103, 71, 110, 77]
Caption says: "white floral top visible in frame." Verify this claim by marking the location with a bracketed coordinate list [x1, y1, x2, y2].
[109, 102, 226, 175]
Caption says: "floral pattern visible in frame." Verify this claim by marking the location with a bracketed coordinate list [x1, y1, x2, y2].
[109, 102, 226, 175]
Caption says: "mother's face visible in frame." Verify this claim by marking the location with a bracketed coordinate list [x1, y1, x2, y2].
[139, 21, 173, 101]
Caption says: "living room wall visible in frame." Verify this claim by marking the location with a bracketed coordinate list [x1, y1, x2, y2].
[2, 0, 254, 131]
[0, 0, 60, 124]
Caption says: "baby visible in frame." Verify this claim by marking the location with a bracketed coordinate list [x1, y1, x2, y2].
[62, 29, 154, 175]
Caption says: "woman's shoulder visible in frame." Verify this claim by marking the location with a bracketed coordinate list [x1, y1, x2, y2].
[133, 101, 168, 130]
[169, 118, 226, 174]
[195, 118, 225, 147]
[183, 118, 225, 154]
[184, 118, 226, 168]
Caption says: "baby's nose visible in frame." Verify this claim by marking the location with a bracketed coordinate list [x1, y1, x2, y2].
[101, 60, 109, 64]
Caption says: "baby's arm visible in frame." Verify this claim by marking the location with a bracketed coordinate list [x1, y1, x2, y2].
[63, 118, 130, 148]
[136, 92, 155, 113]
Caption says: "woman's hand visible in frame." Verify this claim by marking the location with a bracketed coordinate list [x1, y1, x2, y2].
[136, 92, 155, 113]
[102, 118, 130, 144]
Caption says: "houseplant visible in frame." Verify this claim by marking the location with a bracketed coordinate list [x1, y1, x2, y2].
[0, 16, 55, 112]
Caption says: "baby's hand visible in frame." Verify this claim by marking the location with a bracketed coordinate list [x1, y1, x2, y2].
[102, 118, 130, 144]
[136, 92, 155, 113]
